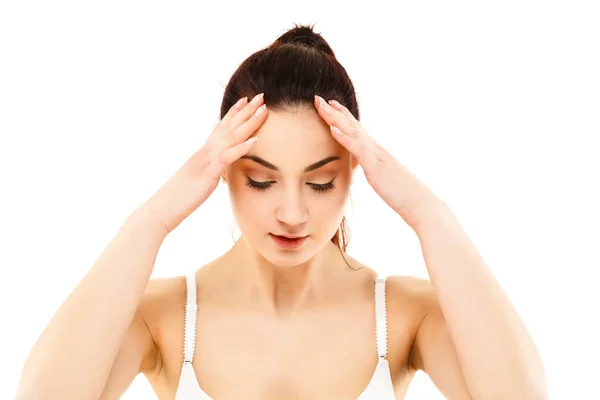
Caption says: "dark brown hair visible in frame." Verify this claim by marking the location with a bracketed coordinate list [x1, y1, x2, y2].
[221, 23, 360, 253]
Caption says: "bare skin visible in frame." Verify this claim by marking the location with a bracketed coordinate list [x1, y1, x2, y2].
[136, 241, 431, 400]
[17, 89, 549, 399]
[16, 94, 461, 400]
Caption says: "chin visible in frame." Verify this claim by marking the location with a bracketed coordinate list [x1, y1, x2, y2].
[266, 248, 315, 268]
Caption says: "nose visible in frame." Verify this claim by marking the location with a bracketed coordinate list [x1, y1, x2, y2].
[276, 188, 308, 227]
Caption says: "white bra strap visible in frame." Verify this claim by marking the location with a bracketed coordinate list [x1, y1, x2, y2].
[183, 273, 198, 364]
[375, 276, 388, 359]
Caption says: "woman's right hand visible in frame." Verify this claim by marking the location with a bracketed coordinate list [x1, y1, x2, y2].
[137, 93, 267, 234]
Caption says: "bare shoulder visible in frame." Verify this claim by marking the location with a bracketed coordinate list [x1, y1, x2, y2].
[385, 274, 439, 326]
[136, 276, 188, 376]
[386, 274, 437, 306]
[139, 275, 187, 332]
[139, 276, 186, 314]
[382, 275, 438, 370]
[336, 256, 437, 378]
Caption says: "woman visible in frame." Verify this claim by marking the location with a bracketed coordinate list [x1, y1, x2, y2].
[17, 24, 549, 399]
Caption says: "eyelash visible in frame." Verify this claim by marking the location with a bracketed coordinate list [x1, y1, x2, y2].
[245, 177, 336, 193]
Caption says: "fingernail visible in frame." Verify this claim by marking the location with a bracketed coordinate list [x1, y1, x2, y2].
[328, 100, 341, 110]
[251, 93, 264, 105]
[253, 104, 266, 117]
[235, 96, 248, 109]
[331, 125, 344, 136]
[317, 96, 332, 114]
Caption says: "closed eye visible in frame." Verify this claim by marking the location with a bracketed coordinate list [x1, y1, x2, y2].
[245, 178, 273, 191]
[245, 177, 336, 193]
[309, 180, 336, 193]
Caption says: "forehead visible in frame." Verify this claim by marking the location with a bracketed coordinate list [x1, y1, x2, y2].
[247, 107, 344, 165]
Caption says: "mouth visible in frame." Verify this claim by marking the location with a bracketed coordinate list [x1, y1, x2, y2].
[269, 233, 308, 249]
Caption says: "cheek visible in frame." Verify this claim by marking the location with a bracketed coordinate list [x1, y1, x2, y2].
[317, 179, 350, 220]
[308, 169, 351, 221]
[227, 173, 275, 233]
[228, 173, 259, 213]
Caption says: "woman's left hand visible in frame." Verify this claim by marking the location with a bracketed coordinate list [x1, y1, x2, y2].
[314, 95, 444, 228]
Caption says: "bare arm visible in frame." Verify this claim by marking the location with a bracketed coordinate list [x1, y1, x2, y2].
[16, 93, 268, 400]
[16, 208, 167, 400]
[409, 205, 549, 399]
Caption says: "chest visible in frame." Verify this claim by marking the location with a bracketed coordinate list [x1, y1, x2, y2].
[155, 305, 413, 399]
[148, 276, 423, 400]
[193, 309, 380, 398]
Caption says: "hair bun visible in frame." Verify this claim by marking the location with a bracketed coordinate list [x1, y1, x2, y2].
[272, 23, 335, 57]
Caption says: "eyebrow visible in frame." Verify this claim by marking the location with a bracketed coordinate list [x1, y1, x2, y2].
[240, 155, 340, 172]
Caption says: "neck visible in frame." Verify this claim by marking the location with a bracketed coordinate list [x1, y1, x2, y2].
[223, 236, 341, 317]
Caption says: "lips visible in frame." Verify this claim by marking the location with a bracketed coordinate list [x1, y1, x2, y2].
[269, 233, 308, 249]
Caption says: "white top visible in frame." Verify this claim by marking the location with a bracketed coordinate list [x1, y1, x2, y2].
[174, 273, 396, 399]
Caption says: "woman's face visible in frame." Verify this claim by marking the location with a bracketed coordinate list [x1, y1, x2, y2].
[224, 106, 357, 267]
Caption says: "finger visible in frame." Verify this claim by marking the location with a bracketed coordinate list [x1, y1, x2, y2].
[213, 93, 265, 148]
[228, 93, 265, 129]
[330, 125, 377, 168]
[328, 100, 356, 122]
[220, 96, 249, 125]
[314, 95, 360, 139]
[226, 102, 268, 146]
[219, 136, 259, 165]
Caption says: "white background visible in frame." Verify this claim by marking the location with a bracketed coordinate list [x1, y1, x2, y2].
[1, 1, 598, 399]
